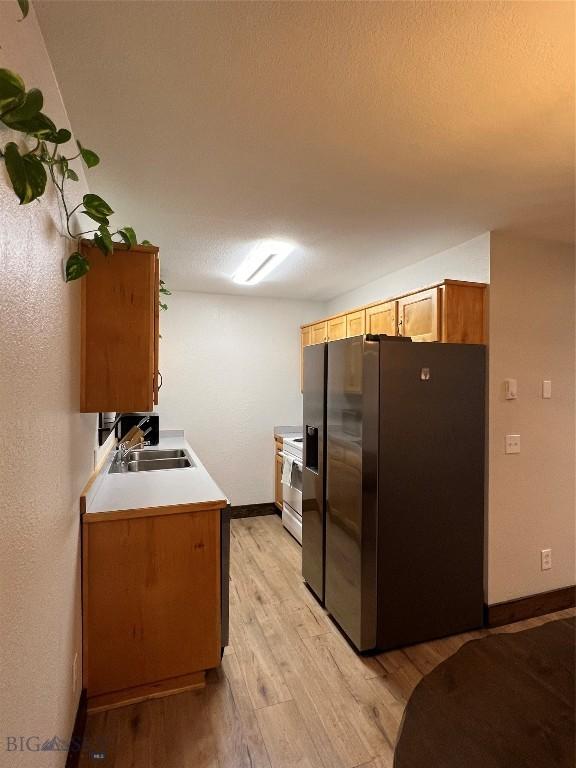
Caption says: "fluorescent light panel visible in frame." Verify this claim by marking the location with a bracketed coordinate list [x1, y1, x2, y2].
[233, 240, 295, 285]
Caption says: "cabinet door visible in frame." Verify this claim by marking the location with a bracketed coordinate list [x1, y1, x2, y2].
[310, 321, 327, 345]
[441, 283, 486, 344]
[346, 310, 365, 337]
[366, 301, 397, 336]
[83, 509, 221, 697]
[81, 241, 159, 413]
[397, 288, 440, 342]
[275, 453, 283, 510]
[327, 315, 346, 341]
[153, 254, 160, 405]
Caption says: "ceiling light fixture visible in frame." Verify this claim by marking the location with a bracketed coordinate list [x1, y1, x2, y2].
[233, 240, 295, 286]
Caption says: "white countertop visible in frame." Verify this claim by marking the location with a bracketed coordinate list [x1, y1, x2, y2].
[274, 425, 302, 439]
[86, 430, 228, 515]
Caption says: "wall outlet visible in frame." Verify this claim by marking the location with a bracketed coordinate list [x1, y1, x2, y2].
[72, 652, 79, 694]
[541, 549, 552, 571]
[505, 434, 521, 454]
[542, 380, 552, 399]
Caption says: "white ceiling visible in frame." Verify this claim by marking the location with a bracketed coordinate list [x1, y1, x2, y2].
[36, 1, 574, 300]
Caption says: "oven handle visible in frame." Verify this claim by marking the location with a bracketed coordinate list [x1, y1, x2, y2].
[279, 451, 303, 468]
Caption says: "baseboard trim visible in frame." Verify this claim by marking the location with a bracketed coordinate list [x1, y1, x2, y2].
[65, 688, 87, 768]
[230, 502, 278, 519]
[484, 585, 576, 628]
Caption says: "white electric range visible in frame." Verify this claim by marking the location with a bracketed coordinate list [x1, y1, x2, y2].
[281, 436, 303, 544]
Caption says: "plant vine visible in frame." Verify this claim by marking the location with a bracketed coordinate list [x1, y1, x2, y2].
[1, 0, 170, 308]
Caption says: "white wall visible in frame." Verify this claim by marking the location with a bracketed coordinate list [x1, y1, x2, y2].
[158, 292, 325, 505]
[326, 233, 490, 314]
[487, 232, 575, 604]
[0, 6, 96, 767]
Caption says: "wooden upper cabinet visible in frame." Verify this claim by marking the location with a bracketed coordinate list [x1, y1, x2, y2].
[346, 309, 365, 337]
[327, 315, 346, 341]
[440, 282, 486, 344]
[397, 287, 440, 342]
[299, 280, 486, 388]
[80, 241, 160, 413]
[365, 301, 398, 336]
[310, 321, 327, 345]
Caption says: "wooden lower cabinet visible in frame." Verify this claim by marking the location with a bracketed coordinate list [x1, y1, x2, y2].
[82, 505, 222, 711]
[275, 438, 284, 510]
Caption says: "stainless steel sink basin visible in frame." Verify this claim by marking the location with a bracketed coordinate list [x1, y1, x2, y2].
[127, 448, 188, 461]
[125, 457, 192, 472]
[109, 448, 194, 473]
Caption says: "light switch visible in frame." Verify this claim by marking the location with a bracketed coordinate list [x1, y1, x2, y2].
[504, 379, 518, 400]
[505, 434, 521, 454]
[542, 380, 552, 399]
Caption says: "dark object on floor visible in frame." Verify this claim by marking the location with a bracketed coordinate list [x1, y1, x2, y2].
[65, 689, 87, 768]
[394, 617, 575, 768]
[230, 502, 278, 519]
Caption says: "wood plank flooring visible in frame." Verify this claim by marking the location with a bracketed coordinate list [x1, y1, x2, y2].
[79, 515, 575, 768]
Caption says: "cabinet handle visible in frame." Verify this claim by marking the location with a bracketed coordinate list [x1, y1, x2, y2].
[158, 371, 163, 390]
[397, 318, 403, 336]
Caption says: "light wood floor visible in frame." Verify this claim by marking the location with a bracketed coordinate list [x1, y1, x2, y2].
[80, 514, 575, 768]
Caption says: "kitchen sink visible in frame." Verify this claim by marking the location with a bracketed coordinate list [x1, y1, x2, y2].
[109, 449, 194, 474]
[125, 457, 192, 472]
[126, 448, 188, 461]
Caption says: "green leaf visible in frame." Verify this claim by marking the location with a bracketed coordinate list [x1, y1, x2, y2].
[93, 233, 107, 256]
[0, 68, 25, 115]
[117, 226, 137, 248]
[53, 128, 72, 145]
[65, 251, 90, 282]
[82, 210, 109, 226]
[159, 302, 168, 312]
[65, 168, 79, 182]
[159, 279, 171, 296]
[77, 140, 100, 168]
[97, 223, 114, 254]
[17, 0, 30, 21]
[3, 110, 57, 139]
[83, 193, 113, 217]
[4, 141, 47, 204]
[0, 87, 42, 122]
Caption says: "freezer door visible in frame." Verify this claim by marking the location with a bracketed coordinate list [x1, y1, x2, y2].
[377, 342, 486, 650]
[324, 336, 379, 651]
[302, 343, 327, 602]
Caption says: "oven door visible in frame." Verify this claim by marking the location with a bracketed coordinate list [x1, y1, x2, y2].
[281, 453, 303, 543]
[282, 457, 302, 509]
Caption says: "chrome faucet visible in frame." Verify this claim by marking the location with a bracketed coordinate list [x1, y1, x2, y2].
[114, 424, 152, 467]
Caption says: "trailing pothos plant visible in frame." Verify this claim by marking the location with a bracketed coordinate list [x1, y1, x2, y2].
[0, 67, 159, 287]
[1, 0, 170, 305]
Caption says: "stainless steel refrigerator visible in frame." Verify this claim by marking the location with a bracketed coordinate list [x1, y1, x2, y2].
[302, 335, 485, 652]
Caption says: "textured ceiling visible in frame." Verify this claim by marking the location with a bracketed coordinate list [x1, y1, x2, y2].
[36, 1, 574, 300]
